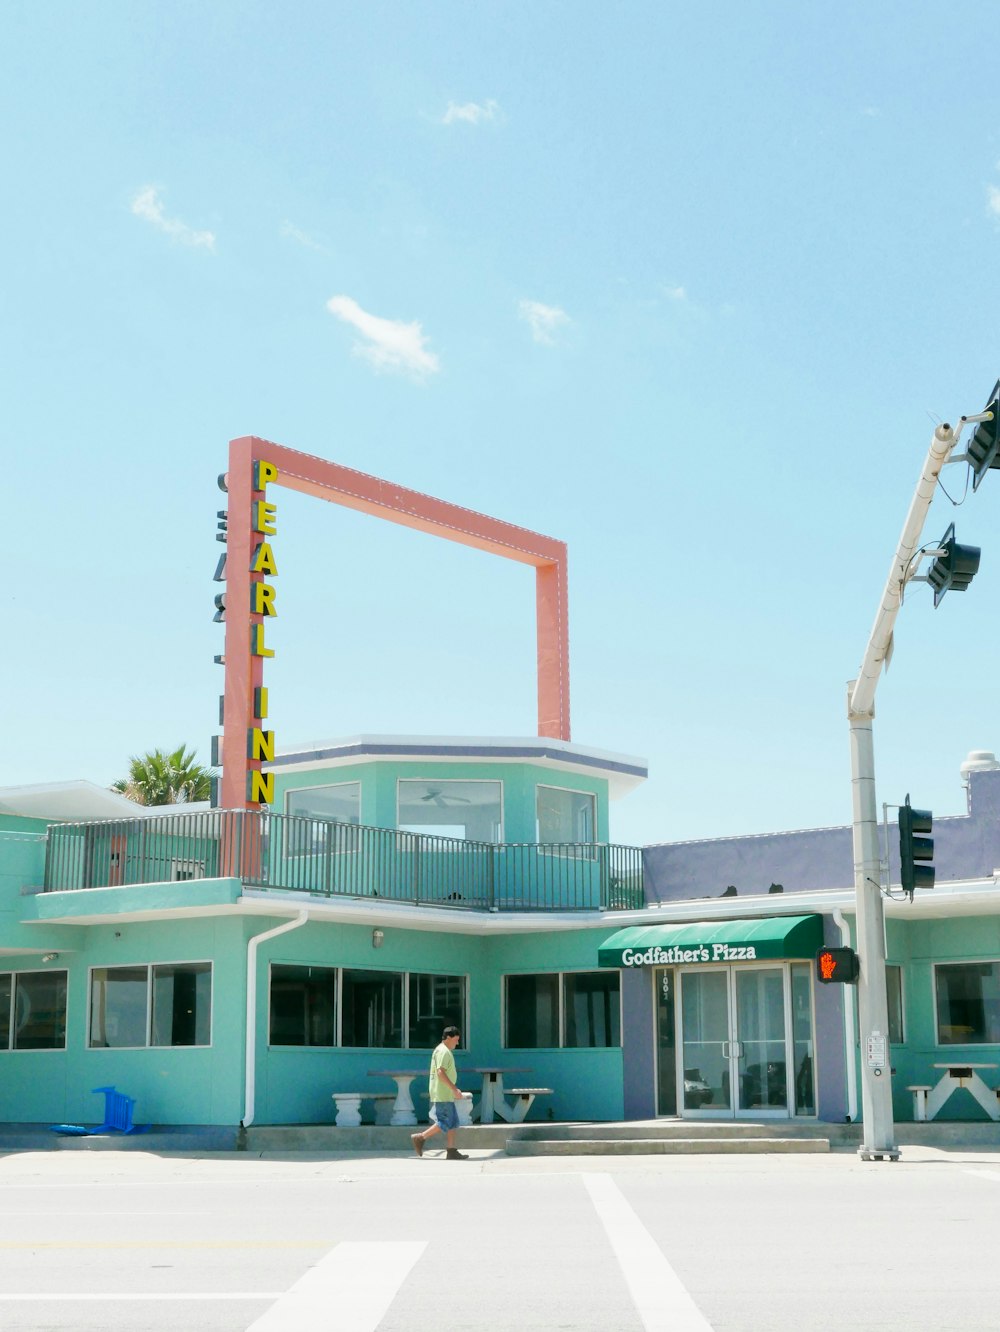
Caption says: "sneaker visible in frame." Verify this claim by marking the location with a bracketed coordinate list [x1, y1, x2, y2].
[411, 1134, 424, 1158]
[446, 1149, 469, 1160]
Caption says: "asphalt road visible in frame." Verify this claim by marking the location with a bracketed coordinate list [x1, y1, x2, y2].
[1, 1144, 999, 1331]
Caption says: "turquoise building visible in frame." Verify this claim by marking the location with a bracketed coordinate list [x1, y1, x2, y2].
[5, 745, 1000, 1134]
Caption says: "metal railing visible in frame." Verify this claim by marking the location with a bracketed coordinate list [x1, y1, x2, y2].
[43, 809, 645, 912]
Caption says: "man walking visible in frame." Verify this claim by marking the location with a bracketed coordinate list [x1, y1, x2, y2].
[411, 1025, 468, 1160]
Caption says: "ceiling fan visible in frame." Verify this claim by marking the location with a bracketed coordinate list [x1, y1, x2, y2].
[420, 788, 472, 806]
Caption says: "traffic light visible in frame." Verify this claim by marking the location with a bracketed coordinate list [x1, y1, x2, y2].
[926, 522, 981, 607]
[899, 795, 934, 898]
[816, 947, 860, 984]
[967, 380, 1000, 491]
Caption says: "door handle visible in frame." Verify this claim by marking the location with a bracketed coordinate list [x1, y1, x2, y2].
[722, 1040, 731, 1059]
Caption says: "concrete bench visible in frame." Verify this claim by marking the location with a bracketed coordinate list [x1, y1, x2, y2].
[332, 1092, 397, 1127]
[907, 1085, 932, 1122]
[506, 1088, 553, 1123]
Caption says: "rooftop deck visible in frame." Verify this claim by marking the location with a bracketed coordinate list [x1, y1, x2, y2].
[43, 809, 645, 913]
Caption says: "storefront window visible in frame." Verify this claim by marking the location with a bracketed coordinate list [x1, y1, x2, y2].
[342, 969, 403, 1047]
[89, 964, 211, 1048]
[564, 972, 620, 1048]
[397, 780, 502, 842]
[151, 963, 212, 1047]
[7, 971, 67, 1050]
[269, 964, 337, 1046]
[504, 971, 620, 1048]
[935, 961, 1000, 1044]
[408, 974, 465, 1049]
[536, 786, 596, 846]
[505, 973, 559, 1047]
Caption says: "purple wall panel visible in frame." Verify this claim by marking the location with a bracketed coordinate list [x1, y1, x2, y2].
[642, 769, 1000, 902]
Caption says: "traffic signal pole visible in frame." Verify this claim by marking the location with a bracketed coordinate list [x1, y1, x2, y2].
[847, 420, 961, 1161]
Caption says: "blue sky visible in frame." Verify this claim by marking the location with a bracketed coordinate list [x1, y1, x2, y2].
[4, 2, 1000, 847]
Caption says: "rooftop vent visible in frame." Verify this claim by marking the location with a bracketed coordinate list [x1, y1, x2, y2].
[960, 750, 1000, 786]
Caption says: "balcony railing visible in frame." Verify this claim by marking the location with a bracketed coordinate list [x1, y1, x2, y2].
[43, 809, 645, 912]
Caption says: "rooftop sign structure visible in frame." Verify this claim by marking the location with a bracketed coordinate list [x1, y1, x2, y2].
[215, 435, 571, 810]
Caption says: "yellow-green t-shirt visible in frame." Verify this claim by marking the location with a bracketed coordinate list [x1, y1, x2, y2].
[429, 1043, 457, 1102]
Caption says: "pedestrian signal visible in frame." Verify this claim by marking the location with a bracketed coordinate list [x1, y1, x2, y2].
[815, 947, 860, 984]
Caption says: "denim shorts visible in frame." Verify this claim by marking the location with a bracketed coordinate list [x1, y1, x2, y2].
[431, 1101, 459, 1131]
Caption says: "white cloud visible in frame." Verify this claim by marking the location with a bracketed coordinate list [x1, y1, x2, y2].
[442, 99, 499, 126]
[663, 285, 687, 301]
[130, 186, 215, 250]
[280, 220, 326, 252]
[518, 299, 570, 345]
[326, 295, 440, 378]
[988, 185, 1000, 219]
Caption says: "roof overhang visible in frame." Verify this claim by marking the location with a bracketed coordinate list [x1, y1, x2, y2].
[268, 734, 648, 800]
[0, 781, 144, 823]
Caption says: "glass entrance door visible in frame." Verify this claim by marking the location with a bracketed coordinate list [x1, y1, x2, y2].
[678, 966, 795, 1118]
[679, 969, 732, 1115]
[734, 968, 788, 1115]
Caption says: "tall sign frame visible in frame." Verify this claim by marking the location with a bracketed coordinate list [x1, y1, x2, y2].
[216, 435, 571, 809]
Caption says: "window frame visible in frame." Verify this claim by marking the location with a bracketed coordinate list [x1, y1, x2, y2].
[502, 968, 622, 1050]
[395, 778, 504, 844]
[266, 964, 470, 1050]
[535, 783, 598, 858]
[284, 781, 363, 857]
[0, 968, 69, 1051]
[87, 961, 214, 1050]
[933, 958, 1000, 1046]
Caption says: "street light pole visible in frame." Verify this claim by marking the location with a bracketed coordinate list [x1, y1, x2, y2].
[847, 420, 962, 1161]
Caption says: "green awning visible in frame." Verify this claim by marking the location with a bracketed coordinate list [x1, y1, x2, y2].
[598, 914, 824, 968]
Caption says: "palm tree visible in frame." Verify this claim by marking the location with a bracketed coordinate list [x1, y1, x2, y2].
[112, 745, 214, 806]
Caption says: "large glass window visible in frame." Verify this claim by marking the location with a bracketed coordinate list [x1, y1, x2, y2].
[408, 974, 466, 1049]
[536, 785, 596, 845]
[269, 964, 337, 1046]
[286, 783, 361, 855]
[342, 969, 403, 1048]
[505, 971, 621, 1049]
[935, 962, 1000, 1045]
[2, 971, 67, 1050]
[152, 963, 211, 1046]
[397, 780, 502, 843]
[505, 973, 559, 1047]
[89, 964, 212, 1048]
[564, 971, 620, 1047]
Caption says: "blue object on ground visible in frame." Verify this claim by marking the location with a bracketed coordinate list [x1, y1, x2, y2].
[50, 1124, 89, 1135]
[90, 1085, 148, 1134]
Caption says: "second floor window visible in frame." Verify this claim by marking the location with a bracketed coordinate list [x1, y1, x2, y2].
[397, 780, 503, 843]
[536, 785, 596, 846]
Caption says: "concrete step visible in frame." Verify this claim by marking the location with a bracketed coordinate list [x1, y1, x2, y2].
[510, 1122, 780, 1142]
[506, 1136, 830, 1156]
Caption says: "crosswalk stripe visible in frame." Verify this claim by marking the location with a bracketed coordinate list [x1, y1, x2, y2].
[583, 1173, 713, 1332]
[244, 1240, 427, 1332]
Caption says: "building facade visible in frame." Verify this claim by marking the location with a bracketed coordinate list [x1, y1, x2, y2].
[5, 745, 1000, 1131]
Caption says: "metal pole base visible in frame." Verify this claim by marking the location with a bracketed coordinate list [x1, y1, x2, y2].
[859, 1147, 900, 1162]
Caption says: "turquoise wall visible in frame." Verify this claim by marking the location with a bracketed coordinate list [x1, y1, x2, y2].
[251, 918, 617, 1125]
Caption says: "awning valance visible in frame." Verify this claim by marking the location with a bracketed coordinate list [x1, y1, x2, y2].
[598, 914, 824, 968]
